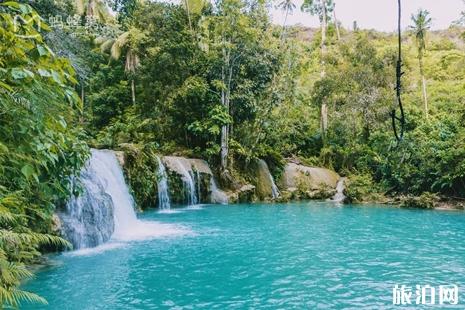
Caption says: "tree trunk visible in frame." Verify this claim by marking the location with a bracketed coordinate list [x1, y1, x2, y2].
[220, 47, 229, 172]
[419, 58, 428, 119]
[321, 1, 327, 52]
[80, 83, 85, 124]
[81, 83, 85, 104]
[333, 5, 341, 41]
[422, 75, 428, 118]
[220, 90, 229, 171]
[184, 0, 193, 34]
[321, 103, 328, 140]
[280, 8, 290, 42]
[320, 1, 328, 142]
[131, 78, 136, 105]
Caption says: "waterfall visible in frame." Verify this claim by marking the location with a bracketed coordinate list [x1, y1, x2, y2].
[59, 151, 115, 249]
[210, 178, 228, 204]
[78, 150, 140, 241]
[164, 157, 198, 205]
[331, 178, 346, 203]
[195, 170, 201, 203]
[60, 149, 188, 250]
[258, 159, 280, 199]
[156, 157, 171, 210]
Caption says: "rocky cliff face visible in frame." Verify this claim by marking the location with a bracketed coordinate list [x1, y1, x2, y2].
[119, 149, 342, 206]
[162, 156, 228, 205]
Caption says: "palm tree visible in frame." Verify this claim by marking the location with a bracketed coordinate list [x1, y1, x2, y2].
[409, 9, 432, 119]
[74, 0, 113, 23]
[97, 29, 141, 104]
[277, 0, 296, 41]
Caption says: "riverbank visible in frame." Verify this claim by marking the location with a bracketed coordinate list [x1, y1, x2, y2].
[355, 194, 465, 211]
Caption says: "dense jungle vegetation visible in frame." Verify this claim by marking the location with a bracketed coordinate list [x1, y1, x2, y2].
[1, 0, 465, 306]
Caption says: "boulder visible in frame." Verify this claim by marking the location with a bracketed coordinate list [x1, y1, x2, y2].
[226, 184, 256, 203]
[253, 159, 279, 200]
[279, 163, 340, 199]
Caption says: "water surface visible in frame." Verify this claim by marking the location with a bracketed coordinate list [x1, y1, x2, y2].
[23, 202, 465, 309]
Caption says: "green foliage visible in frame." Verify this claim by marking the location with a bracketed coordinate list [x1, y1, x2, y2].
[122, 144, 160, 209]
[345, 174, 380, 203]
[0, 2, 87, 306]
[80, 0, 465, 202]
[400, 192, 440, 209]
[3, 0, 465, 305]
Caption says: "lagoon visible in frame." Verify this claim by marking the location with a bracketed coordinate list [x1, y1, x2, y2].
[23, 203, 465, 309]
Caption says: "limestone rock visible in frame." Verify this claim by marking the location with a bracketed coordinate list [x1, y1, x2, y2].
[113, 151, 125, 167]
[253, 159, 279, 200]
[226, 184, 256, 203]
[162, 156, 227, 204]
[279, 163, 340, 199]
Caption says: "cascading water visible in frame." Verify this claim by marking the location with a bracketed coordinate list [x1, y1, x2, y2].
[59, 151, 115, 249]
[195, 170, 201, 203]
[210, 178, 228, 204]
[331, 178, 346, 204]
[60, 149, 189, 250]
[258, 159, 280, 199]
[156, 157, 171, 210]
[185, 170, 198, 205]
[164, 157, 198, 205]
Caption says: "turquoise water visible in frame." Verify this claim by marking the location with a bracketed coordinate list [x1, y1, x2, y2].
[23, 202, 465, 309]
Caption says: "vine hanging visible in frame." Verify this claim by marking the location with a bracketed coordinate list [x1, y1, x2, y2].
[391, 0, 406, 142]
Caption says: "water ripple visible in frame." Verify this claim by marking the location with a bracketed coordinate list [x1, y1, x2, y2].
[23, 203, 465, 309]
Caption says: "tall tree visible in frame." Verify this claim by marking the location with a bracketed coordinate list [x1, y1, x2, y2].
[333, 2, 340, 40]
[199, 0, 277, 177]
[409, 9, 432, 119]
[301, 0, 334, 141]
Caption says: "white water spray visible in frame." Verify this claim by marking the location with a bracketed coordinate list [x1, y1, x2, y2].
[156, 157, 171, 210]
[331, 177, 346, 204]
[163, 157, 198, 205]
[258, 159, 280, 199]
[210, 177, 228, 204]
[61, 149, 190, 250]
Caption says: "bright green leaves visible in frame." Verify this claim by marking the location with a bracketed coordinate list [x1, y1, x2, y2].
[37, 68, 51, 77]
[0, 3, 88, 307]
[36, 44, 49, 57]
[188, 104, 232, 136]
[20, 164, 39, 183]
[10, 68, 34, 80]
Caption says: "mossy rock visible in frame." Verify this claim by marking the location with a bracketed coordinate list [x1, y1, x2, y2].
[399, 193, 440, 209]
[279, 163, 339, 197]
